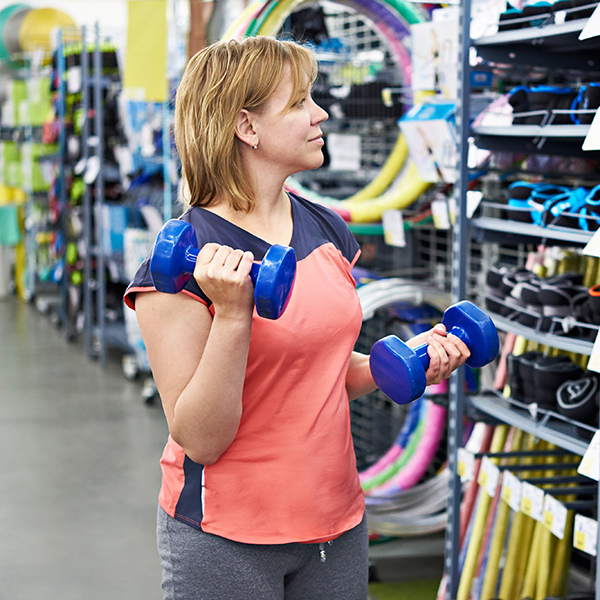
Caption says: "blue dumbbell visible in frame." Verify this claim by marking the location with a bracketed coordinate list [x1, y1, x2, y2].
[370, 301, 499, 405]
[149, 220, 296, 320]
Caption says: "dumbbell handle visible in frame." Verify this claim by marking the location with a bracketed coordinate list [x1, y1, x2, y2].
[179, 245, 261, 286]
[411, 324, 471, 372]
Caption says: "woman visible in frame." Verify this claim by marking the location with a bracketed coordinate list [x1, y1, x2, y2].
[125, 36, 469, 600]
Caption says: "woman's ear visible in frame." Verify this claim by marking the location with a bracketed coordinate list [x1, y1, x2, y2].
[235, 109, 258, 149]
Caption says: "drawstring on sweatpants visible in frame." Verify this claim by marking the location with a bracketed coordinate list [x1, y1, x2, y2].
[319, 540, 333, 563]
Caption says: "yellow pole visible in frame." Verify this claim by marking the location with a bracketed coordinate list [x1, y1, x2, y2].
[480, 429, 525, 600]
[549, 510, 574, 597]
[535, 525, 554, 600]
[456, 425, 509, 600]
[521, 521, 542, 600]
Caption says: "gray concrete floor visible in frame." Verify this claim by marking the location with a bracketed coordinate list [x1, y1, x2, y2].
[0, 297, 169, 600]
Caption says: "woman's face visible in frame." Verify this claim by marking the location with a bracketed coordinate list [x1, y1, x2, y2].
[252, 64, 329, 177]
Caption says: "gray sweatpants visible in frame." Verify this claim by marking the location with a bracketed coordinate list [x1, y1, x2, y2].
[157, 507, 369, 600]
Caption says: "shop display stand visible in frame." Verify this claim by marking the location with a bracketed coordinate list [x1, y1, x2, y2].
[80, 26, 93, 359]
[54, 30, 76, 342]
[444, 0, 473, 591]
[1, 50, 60, 307]
[82, 25, 132, 366]
[448, 2, 600, 598]
[52, 24, 135, 366]
[92, 24, 108, 367]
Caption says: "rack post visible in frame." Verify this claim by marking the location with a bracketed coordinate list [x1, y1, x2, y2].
[445, 0, 472, 596]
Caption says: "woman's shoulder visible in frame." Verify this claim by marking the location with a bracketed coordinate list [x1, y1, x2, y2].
[289, 192, 359, 262]
[289, 192, 346, 224]
[289, 192, 355, 239]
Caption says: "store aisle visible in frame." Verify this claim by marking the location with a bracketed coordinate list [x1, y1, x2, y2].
[0, 297, 168, 600]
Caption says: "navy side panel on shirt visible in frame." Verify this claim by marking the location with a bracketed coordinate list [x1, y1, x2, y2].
[174, 458, 205, 528]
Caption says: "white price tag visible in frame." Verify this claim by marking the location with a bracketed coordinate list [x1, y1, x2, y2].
[543, 495, 568, 539]
[574, 514, 598, 556]
[501, 470, 522, 513]
[583, 108, 600, 152]
[382, 210, 406, 247]
[520, 482, 545, 522]
[466, 191, 483, 219]
[457, 447, 475, 482]
[578, 430, 600, 481]
[431, 197, 451, 230]
[327, 133, 362, 171]
[478, 456, 500, 497]
[588, 329, 600, 373]
[67, 66, 82, 94]
[579, 3, 600, 40]
[583, 229, 600, 259]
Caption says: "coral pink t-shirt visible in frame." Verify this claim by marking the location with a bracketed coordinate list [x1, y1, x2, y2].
[124, 193, 365, 544]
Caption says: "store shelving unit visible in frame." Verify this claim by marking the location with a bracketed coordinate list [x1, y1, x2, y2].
[473, 15, 599, 71]
[290, 4, 405, 200]
[472, 212, 595, 245]
[469, 392, 594, 456]
[446, 1, 600, 598]
[51, 24, 135, 365]
[0, 51, 61, 307]
[488, 312, 595, 354]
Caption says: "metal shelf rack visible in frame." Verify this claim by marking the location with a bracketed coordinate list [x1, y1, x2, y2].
[448, 1, 600, 597]
[471, 215, 594, 245]
[469, 392, 593, 456]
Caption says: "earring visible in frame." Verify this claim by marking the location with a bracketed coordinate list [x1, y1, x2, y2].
[252, 143, 258, 149]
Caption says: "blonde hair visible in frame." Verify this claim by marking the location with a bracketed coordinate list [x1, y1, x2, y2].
[175, 36, 318, 212]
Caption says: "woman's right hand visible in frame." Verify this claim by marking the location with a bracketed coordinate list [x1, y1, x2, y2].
[193, 243, 256, 319]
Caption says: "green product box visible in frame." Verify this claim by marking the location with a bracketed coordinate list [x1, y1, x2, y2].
[0, 142, 21, 187]
[22, 143, 57, 192]
[18, 100, 52, 127]
[10, 80, 27, 126]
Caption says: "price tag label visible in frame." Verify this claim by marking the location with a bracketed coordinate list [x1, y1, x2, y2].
[501, 470, 522, 512]
[543, 495, 567, 539]
[382, 210, 406, 248]
[457, 448, 475, 482]
[583, 107, 600, 151]
[478, 456, 500, 497]
[578, 430, 600, 482]
[574, 514, 598, 556]
[431, 197, 451, 230]
[579, 3, 600, 40]
[466, 191, 483, 219]
[520, 482, 545, 522]
[583, 230, 600, 260]
[67, 65, 82, 94]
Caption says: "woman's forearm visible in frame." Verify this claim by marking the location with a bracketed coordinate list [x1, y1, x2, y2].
[346, 351, 377, 401]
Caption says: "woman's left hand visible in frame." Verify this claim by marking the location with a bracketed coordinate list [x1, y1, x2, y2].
[406, 324, 471, 386]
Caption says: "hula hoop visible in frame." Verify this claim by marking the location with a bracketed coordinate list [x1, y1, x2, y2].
[362, 399, 428, 493]
[0, 4, 29, 61]
[366, 400, 447, 497]
[358, 395, 422, 485]
[223, 0, 431, 222]
[365, 422, 491, 536]
[360, 313, 445, 491]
